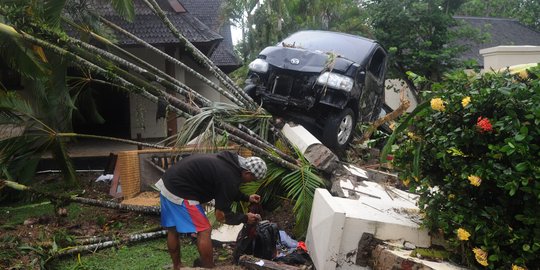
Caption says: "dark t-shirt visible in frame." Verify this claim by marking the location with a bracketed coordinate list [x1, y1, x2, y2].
[162, 151, 249, 213]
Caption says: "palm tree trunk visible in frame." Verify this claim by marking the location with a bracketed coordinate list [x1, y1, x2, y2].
[143, 0, 258, 111]
[93, 15, 247, 108]
[2, 179, 161, 214]
[49, 230, 167, 258]
[57, 133, 169, 149]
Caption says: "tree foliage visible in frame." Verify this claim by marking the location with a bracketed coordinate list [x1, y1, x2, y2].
[364, 0, 471, 88]
[457, 0, 540, 31]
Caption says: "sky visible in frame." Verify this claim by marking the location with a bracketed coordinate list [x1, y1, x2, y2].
[231, 25, 242, 46]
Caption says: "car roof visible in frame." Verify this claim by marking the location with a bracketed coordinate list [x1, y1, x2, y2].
[278, 30, 381, 64]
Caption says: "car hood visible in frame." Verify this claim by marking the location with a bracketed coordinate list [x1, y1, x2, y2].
[259, 46, 357, 73]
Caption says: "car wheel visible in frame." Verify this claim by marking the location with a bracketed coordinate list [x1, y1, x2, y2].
[322, 108, 356, 153]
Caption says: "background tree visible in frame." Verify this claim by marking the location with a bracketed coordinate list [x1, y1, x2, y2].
[364, 0, 470, 94]
[457, 0, 540, 31]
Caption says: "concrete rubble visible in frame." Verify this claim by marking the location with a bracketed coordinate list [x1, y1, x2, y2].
[305, 163, 464, 270]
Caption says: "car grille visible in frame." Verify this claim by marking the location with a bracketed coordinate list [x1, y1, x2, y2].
[266, 71, 317, 99]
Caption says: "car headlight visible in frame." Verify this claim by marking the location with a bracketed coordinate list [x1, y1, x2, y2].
[316, 72, 354, 92]
[248, 58, 269, 73]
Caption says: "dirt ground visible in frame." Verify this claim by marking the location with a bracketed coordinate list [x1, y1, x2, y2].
[0, 172, 300, 270]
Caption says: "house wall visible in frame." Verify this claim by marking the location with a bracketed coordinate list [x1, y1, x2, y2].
[128, 47, 232, 140]
[127, 47, 168, 139]
[480, 46, 540, 70]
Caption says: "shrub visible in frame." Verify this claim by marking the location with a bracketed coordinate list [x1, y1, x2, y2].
[388, 66, 540, 269]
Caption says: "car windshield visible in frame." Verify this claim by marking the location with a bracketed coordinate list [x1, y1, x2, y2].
[278, 30, 377, 64]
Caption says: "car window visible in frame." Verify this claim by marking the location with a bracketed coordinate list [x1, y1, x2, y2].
[279, 31, 376, 64]
[367, 48, 387, 80]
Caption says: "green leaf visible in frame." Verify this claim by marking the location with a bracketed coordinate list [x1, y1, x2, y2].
[514, 134, 526, 141]
[111, 0, 135, 22]
[523, 244, 530, 251]
[515, 162, 528, 172]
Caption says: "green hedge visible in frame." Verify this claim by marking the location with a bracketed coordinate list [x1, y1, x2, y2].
[390, 65, 540, 269]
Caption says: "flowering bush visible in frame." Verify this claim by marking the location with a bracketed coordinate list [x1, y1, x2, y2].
[387, 66, 540, 269]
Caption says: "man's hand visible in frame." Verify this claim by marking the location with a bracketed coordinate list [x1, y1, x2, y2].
[249, 194, 261, 203]
[246, 213, 261, 224]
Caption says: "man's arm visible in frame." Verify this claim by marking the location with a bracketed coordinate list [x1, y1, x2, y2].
[215, 209, 260, 225]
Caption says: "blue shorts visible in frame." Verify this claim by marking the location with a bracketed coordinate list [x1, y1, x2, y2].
[160, 194, 211, 233]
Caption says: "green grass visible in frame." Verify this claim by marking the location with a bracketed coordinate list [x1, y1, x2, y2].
[48, 238, 199, 270]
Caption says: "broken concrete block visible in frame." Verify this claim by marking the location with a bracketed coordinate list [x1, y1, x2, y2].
[372, 245, 467, 270]
[281, 123, 339, 172]
[306, 185, 431, 270]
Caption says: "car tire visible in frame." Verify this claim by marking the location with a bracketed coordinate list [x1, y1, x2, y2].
[322, 108, 356, 153]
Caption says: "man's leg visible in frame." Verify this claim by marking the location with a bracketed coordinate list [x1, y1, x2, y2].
[197, 228, 215, 268]
[166, 228, 182, 270]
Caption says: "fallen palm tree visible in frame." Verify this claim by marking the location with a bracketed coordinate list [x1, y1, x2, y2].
[1, 180, 160, 215]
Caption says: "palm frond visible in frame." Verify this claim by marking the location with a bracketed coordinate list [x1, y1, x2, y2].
[0, 23, 49, 79]
[281, 164, 324, 236]
[175, 102, 272, 149]
[111, 0, 135, 22]
[0, 91, 34, 125]
[44, 0, 68, 27]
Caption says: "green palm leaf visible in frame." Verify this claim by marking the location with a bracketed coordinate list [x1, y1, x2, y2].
[0, 91, 34, 124]
[281, 165, 324, 236]
[175, 102, 271, 149]
[0, 24, 49, 79]
[111, 0, 135, 22]
[44, 0, 68, 27]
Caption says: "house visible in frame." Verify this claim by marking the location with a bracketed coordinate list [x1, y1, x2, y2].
[454, 16, 540, 69]
[72, 0, 241, 140]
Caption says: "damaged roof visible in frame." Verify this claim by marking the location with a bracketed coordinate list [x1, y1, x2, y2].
[455, 16, 540, 67]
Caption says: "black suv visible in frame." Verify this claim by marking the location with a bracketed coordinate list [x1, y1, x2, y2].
[245, 30, 387, 153]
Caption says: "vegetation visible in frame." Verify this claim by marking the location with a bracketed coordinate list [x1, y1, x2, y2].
[456, 0, 540, 31]
[364, 0, 472, 90]
[385, 65, 540, 269]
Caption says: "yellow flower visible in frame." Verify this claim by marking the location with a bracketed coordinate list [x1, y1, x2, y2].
[457, 228, 470, 241]
[403, 178, 410, 187]
[468, 175, 482, 186]
[512, 264, 526, 270]
[430, 98, 446, 112]
[462, 96, 471, 107]
[448, 194, 455, 200]
[472, 247, 488, 266]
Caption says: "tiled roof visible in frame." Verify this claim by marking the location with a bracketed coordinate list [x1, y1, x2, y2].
[180, 0, 241, 69]
[92, 0, 222, 45]
[455, 16, 540, 66]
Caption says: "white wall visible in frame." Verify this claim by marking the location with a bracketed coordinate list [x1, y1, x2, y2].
[480, 46, 540, 71]
[127, 47, 167, 139]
